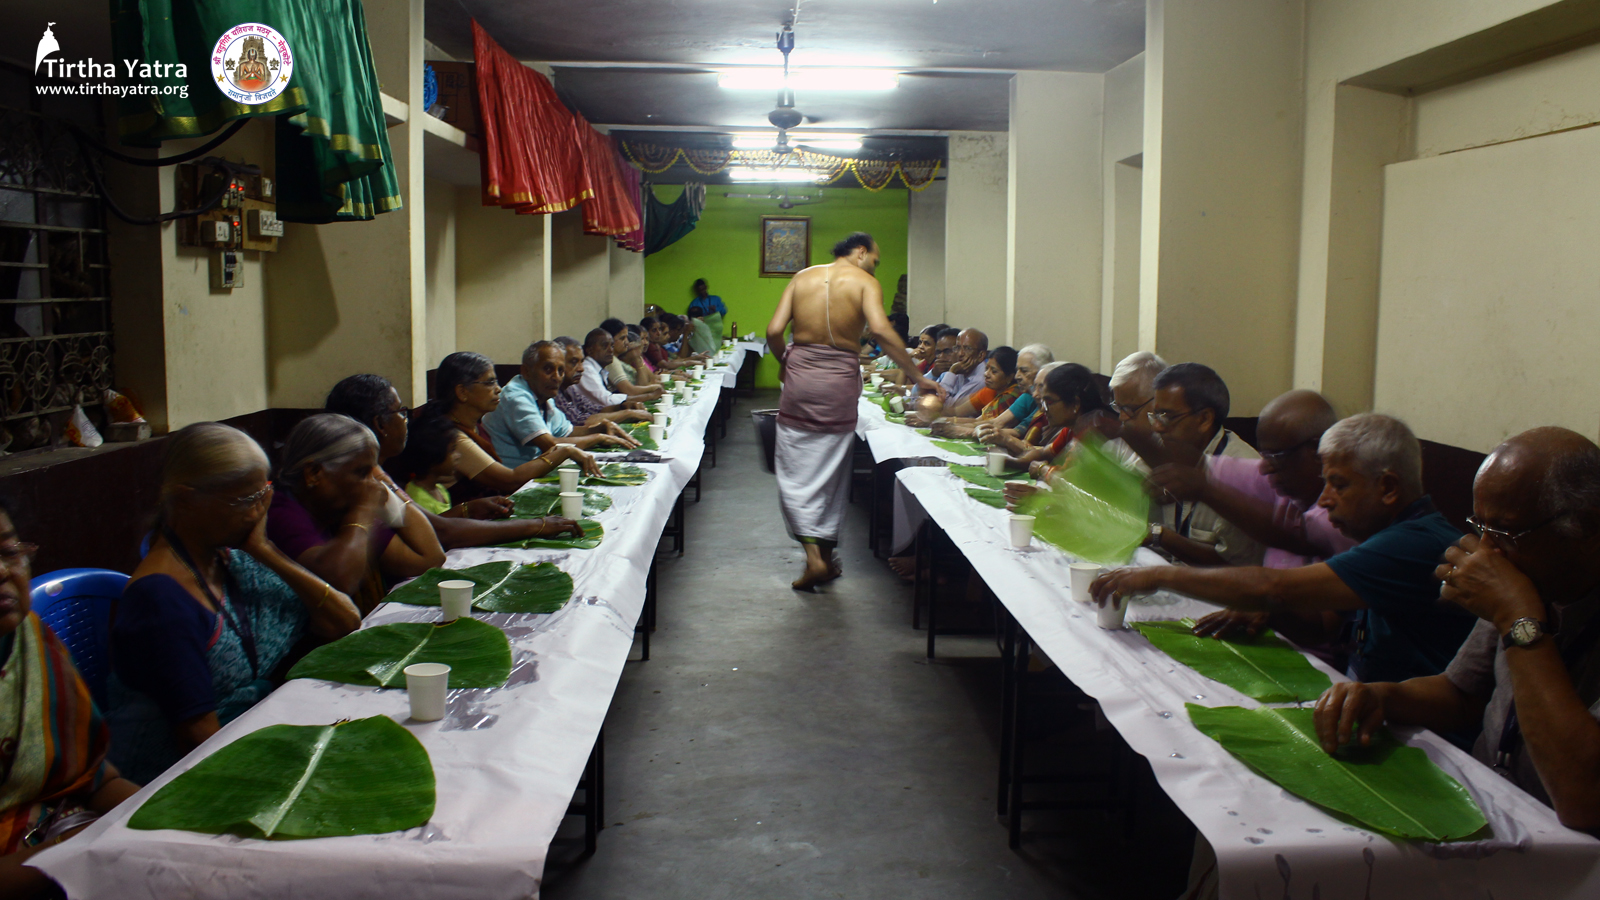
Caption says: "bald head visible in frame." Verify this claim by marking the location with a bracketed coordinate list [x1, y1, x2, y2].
[954, 328, 989, 374]
[1256, 391, 1339, 505]
[1475, 427, 1600, 599]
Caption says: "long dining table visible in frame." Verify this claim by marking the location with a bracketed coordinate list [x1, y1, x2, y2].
[33, 348, 748, 900]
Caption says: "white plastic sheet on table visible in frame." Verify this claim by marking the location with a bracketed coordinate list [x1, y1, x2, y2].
[31, 381, 729, 900]
[893, 465, 1600, 900]
[854, 395, 977, 466]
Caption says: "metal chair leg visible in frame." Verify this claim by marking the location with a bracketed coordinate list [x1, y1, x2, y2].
[1008, 630, 1029, 849]
[997, 611, 1016, 817]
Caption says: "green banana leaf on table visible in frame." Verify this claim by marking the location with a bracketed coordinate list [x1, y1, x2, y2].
[966, 487, 1006, 509]
[885, 412, 907, 425]
[1134, 619, 1331, 703]
[930, 438, 987, 457]
[1016, 436, 1150, 565]
[870, 394, 894, 414]
[288, 617, 513, 688]
[949, 464, 1009, 492]
[510, 484, 612, 518]
[385, 560, 576, 613]
[498, 520, 604, 550]
[1186, 704, 1487, 841]
[620, 423, 659, 450]
[530, 462, 650, 487]
[128, 716, 434, 839]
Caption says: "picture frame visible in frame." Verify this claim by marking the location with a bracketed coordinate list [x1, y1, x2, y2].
[760, 216, 811, 278]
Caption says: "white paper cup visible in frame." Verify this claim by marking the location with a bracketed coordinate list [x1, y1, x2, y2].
[660, 393, 675, 410]
[1097, 595, 1128, 630]
[652, 412, 668, 427]
[986, 450, 1007, 476]
[648, 423, 665, 443]
[558, 467, 580, 493]
[1068, 563, 1105, 605]
[404, 662, 450, 721]
[1008, 514, 1035, 548]
[889, 396, 905, 414]
[870, 374, 884, 389]
[438, 580, 474, 621]
[677, 382, 692, 400]
[559, 491, 584, 520]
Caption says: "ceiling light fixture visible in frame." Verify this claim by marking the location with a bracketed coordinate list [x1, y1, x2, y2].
[727, 167, 823, 183]
[730, 133, 863, 151]
[718, 68, 900, 92]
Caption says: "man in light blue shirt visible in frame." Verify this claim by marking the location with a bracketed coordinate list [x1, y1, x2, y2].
[937, 328, 989, 404]
[485, 341, 640, 467]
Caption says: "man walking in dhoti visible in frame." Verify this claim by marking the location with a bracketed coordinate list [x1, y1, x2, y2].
[767, 232, 941, 590]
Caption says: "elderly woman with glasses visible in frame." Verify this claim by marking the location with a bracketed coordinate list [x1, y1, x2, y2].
[419, 352, 602, 503]
[106, 424, 362, 785]
[985, 363, 1111, 476]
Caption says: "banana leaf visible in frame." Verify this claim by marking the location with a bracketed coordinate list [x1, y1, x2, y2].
[966, 487, 1006, 509]
[509, 484, 612, 519]
[949, 464, 1007, 491]
[128, 716, 434, 839]
[498, 519, 604, 550]
[385, 560, 576, 613]
[1016, 436, 1150, 565]
[287, 617, 512, 688]
[885, 412, 908, 425]
[531, 462, 650, 487]
[620, 423, 659, 450]
[870, 395, 893, 414]
[1134, 618, 1331, 703]
[930, 438, 986, 457]
[1186, 704, 1487, 841]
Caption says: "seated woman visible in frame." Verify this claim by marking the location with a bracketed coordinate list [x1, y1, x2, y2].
[876, 323, 942, 388]
[268, 414, 446, 615]
[325, 374, 585, 549]
[0, 502, 141, 897]
[617, 326, 677, 389]
[986, 362, 1110, 476]
[107, 423, 361, 785]
[974, 343, 1052, 443]
[930, 347, 1022, 438]
[427, 352, 601, 502]
[393, 414, 585, 533]
[644, 317, 696, 372]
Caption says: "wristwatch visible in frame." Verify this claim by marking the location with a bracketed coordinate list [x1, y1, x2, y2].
[1502, 617, 1556, 649]
[1146, 523, 1164, 546]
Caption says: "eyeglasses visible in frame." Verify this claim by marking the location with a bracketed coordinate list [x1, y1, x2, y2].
[1147, 408, 1198, 428]
[389, 406, 411, 422]
[1466, 513, 1566, 550]
[229, 482, 274, 507]
[0, 542, 38, 569]
[470, 378, 500, 388]
[1259, 438, 1318, 466]
[1113, 397, 1151, 419]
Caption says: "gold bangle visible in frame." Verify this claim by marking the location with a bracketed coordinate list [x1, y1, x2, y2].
[343, 522, 369, 535]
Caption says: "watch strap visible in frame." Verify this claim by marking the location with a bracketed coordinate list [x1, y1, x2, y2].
[1502, 617, 1556, 649]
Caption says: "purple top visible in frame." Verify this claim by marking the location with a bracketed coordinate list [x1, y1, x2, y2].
[267, 491, 394, 563]
[1205, 456, 1356, 568]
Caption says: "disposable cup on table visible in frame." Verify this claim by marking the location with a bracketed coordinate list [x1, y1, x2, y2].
[558, 467, 580, 493]
[889, 396, 905, 414]
[1008, 514, 1035, 548]
[652, 412, 668, 427]
[648, 423, 665, 443]
[437, 580, 474, 622]
[678, 382, 692, 401]
[1097, 595, 1128, 630]
[559, 491, 584, 520]
[1068, 563, 1105, 605]
[660, 393, 675, 410]
[404, 663, 450, 721]
[870, 374, 884, 389]
[986, 450, 1007, 476]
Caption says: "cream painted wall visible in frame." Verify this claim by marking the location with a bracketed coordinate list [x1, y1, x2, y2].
[1100, 53, 1144, 372]
[549, 209, 612, 341]
[608, 243, 646, 324]
[906, 180, 947, 331]
[1141, 0, 1306, 416]
[454, 190, 546, 364]
[423, 179, 457, 366]
[1414, 40, 1600, 158]
[1374, 124, 1600, 451]
[943, 132, 1009, 340]
[1007, 71, 1103, 365]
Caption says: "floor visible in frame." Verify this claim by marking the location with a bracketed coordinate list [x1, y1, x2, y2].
[544, 391, 1191, 900]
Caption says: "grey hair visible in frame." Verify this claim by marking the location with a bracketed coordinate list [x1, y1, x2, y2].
[553, 335, 581, 349]
[1536, 444, 1600, 538]
[1109, 350, 1168, 392]
[1033, 361, 1064, 385]
[1017, 343, 1054, 367]
[276, 413, 379, 491]
[160, 423, 269, 500]
[1318, 413, 1423, 494]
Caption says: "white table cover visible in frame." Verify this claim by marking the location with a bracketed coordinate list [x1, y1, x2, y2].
[892, 465, 1600, 899]
[855, 395, 980, 466]
[32, 382, 729, 900]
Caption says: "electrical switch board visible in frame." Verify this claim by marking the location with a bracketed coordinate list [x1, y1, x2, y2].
[177, 162, 279, 252]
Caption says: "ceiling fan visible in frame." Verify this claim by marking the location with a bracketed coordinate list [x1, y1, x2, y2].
[722, 186, 827, 209]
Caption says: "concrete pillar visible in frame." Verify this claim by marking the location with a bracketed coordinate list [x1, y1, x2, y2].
[1007, 71, 1103, 364]
[1141, 0, 1306, 415]
[423, 179, 457, 367]
[455, 189, 546, 365]
[608, 243, 645, 325]
[1100, 54, 1145, 372]
[906, 180, 947, 331]
[942, 132, 1008, 340]
[549, 209, 611, 340]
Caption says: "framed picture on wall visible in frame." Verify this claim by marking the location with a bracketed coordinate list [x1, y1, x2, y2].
[760, 216, 811, 278]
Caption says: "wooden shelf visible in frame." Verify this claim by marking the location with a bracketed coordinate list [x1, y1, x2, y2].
[423, 114, 480, 186]
[380, 92, 408, 128]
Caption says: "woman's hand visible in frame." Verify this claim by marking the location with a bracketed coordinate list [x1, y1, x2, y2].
[464, 497, 513, 520]
[552, 444, 603, 477]
[352, 474, 389, 522]
[1003, 480, 1038, 511]
[240, 505, 277, 560]
[542, 517, 587, 539]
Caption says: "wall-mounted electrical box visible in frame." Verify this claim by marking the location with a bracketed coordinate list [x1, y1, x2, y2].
[210, 250, 245, 290]
[177, 163, 279, 253]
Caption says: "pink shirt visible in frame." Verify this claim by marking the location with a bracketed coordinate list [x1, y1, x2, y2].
[1204, 456, 1356, 568]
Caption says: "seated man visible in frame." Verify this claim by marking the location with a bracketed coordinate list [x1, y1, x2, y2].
[552, 337, 652, 428]
[598, 319, 665, 398]
[483, 341, 642, 467]
[937, 327, 989, 405]
[579, 327, 661, 407]
[1092, 413, 1478, 684]
[1143, 363, 1265, 567]
[886, 326, 956, 398]
[1100, 350, 1168, 472]
[1313, 427, 1600, 829]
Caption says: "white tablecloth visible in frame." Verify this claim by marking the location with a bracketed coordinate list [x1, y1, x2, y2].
[893, 465, 1600, 900]
[32, 382, 729, 900]
[855, 395, 979, 466]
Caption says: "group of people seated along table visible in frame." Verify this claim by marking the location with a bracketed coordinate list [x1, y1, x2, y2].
[0, 313, 718, 897]
[867, 328, 1600, 832]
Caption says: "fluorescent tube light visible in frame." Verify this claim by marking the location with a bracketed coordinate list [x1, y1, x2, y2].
[730, 133, 864, 152]
[796, 139, 863, 152]
[726, 167, 822, 183]
[717, 68, 899, 91]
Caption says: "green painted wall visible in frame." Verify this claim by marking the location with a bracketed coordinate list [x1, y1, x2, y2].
[644, 184, 909, 387]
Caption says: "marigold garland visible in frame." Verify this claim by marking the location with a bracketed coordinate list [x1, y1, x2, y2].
[621, 140, 942, 191]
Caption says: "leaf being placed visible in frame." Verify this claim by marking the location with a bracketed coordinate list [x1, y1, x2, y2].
[1134, 618, 1331, 703]
[966, 487, 1006, 509]
[287, 617, 512, 688]
[1186, 704, 1487, 841]
[930, 438, 986, 457]
[384, 561, 576, 613]
[499, 519, 605, 550]
[128, 716, 435, 839]
[585, 463, 650, 487]
[620, 423, 659, 450]
[1016, 436, 1150, 565]
[509, 484, 612, 519]
[949, 464, 1007, 491]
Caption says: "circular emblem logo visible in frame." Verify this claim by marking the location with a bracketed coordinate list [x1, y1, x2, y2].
[211, 23, 293, 105]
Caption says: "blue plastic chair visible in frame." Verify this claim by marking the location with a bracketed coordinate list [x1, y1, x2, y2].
[30, 569, 127, 707]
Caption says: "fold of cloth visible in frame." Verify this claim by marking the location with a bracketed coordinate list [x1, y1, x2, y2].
[778, 343, 861, 434]
[775, 425, 854, 545]
[474, 19, 591, 215]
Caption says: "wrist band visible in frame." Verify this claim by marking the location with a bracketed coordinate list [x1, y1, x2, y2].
[343, 522, 369, 535]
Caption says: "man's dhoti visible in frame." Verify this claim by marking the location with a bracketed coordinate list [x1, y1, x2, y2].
[774, 343, 861, 547]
